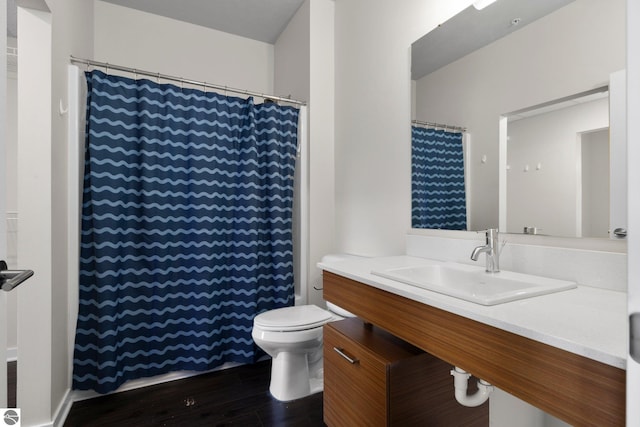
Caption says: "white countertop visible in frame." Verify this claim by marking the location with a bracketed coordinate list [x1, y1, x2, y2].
[318, 255, 627, 370]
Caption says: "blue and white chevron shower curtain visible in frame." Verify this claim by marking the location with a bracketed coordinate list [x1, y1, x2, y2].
[411, 127, 467, 230]
[73, 70, 299, 393]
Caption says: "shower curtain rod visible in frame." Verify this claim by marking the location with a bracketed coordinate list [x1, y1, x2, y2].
[70, 56, 307, 106]
[412, 119, 467, 133]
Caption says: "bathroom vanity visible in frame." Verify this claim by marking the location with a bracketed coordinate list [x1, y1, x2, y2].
[320, 256, 626, 426]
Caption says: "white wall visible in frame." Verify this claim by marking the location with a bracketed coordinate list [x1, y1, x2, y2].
[506, 97, 609, 237]
[275, 1, 310, 103]
[414, 0, 625, 231]
[5, 39, 18, 355]
[94, 1, 274, 94]
[50, 0, 94, 420]
[274, 0, 310, 304]
[17, 5, 53, 424]
[50, 0, 94, 419]
[5, 38, 16, 216]
[334, 0, 472, 257]
[581, 129, 610, 238]
[307, 0, 336, 306]
[274, 0, 337, 307]
[16, 0, 94, 425]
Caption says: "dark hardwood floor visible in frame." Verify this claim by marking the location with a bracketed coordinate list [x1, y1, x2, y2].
[64, 360, 326, 427]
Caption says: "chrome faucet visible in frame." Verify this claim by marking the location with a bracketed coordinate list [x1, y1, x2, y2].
[471, 229, 500, 273]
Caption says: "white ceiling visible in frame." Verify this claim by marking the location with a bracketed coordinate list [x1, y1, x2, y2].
[7, 0, 574, 72]
[99, 0, 306, 44]
[7, 0, 305, 43]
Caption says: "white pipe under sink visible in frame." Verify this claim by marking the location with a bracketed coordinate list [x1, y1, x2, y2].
[450, 366, 494, 407]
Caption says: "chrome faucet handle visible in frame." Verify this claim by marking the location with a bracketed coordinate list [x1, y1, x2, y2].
[498, 237, 507, 255]
[476, 228, 499, 245]
[476, 228, 499, 234]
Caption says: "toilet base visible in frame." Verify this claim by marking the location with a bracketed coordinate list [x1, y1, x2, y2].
[309, 376, 323, 395]
[268, 351, 324, 401]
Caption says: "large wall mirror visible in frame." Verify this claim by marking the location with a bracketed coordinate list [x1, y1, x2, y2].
[411, 0, 626, 239]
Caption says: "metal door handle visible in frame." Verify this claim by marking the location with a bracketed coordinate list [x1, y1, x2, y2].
[333, 347, 359, 364]
[1, 260, 34, 292]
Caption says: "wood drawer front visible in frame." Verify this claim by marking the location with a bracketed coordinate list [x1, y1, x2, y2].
[324, 323, 388, 427]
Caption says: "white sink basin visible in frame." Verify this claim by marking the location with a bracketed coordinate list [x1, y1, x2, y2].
[371, 263, 577, 305]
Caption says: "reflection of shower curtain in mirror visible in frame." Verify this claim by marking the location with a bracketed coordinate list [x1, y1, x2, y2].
[411, 127, 466, 230]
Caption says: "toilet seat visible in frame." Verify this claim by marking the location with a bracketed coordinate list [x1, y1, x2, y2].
[254, 305, 334, 332]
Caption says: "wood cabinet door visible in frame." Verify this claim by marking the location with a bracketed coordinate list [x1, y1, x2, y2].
[324, 323, 388, 427]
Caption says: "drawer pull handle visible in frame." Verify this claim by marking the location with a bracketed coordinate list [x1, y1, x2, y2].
[333, 347, 359, 364]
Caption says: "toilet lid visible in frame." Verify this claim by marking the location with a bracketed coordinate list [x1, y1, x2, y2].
[254, 305, 333, 332]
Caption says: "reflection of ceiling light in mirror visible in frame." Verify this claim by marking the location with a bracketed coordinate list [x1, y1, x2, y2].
[473, 0, 498, 10]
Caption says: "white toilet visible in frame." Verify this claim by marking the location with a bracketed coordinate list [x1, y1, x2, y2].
[251, 255, 359, 401]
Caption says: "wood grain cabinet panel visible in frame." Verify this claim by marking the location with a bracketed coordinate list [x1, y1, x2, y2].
[323, 317, 488, 427]
[323, 271, 625, 427]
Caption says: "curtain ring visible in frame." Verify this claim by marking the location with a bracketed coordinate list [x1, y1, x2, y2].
[156, 72, 160, 83]
[203, 81, 207, 93]
[133, 68, 138, 81]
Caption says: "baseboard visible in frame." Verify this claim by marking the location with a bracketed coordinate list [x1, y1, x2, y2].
[71, 360, 252, 402]
[53, 388, 74, 427]
[56, 368, 219, 425]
